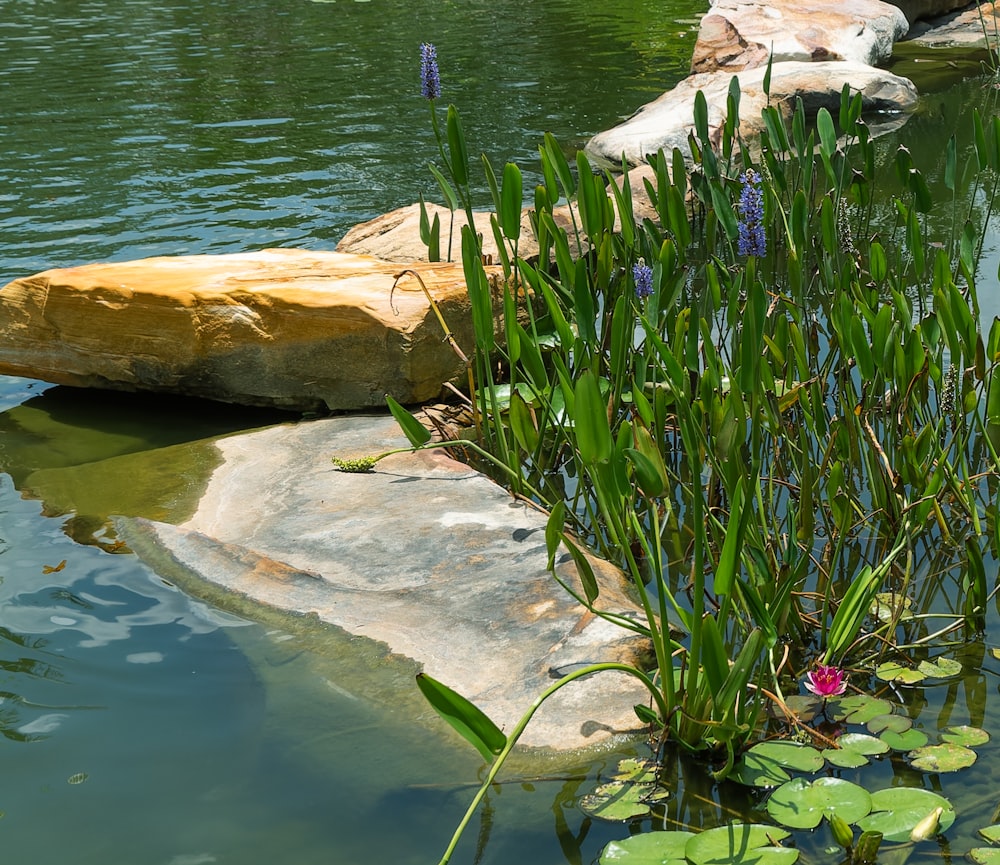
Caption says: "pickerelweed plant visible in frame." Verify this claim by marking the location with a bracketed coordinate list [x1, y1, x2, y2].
[332, 46, 1000, 864]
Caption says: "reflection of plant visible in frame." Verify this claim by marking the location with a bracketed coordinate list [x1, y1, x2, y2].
[332, 44, 1000, 865]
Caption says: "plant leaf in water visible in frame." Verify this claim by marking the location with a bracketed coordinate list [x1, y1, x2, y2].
[780, 695, 821, 721]
[731, 741, 824, 787]
[977, 824, 1000, 844]
[685, 824, 797, 865]
[880, 728, 929, 751]
[611, 758, 659, 783]
[941, 725, 990, 747]
[766, 777, 872, 830]
[856, 788, 955, 842]
[822, 733, 889, 769]
[871, 592, 912, 623]
[908, 743, 977, 772]
[874, 662, 925, 685]
[580, 780, 669, 821]
[827, 695, 893, 723]
[916, 657, 963, 679]
[599, 830, 694, 864]
[867, 714, 912, 735]
[969, 849, 1000, 864]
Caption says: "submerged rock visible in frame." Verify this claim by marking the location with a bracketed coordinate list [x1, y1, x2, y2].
[0, 249, 490, 412]
[585, 60, 919, 168]
[119, 413, 655, 751]
[691, 0, 909, 74]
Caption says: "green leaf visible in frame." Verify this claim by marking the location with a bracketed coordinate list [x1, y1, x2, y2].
[880, 728, 928, 751]
[817, 108, 837, 157]
[917, 657, 963, 679]
[500, 161, 523, 241]
[575, 371, 613, 464]
[978, 824, 1000, 844]
[446, 104, 468, 187]
[827, 695, 893, 724]
[970, 849, 1000, 864]
[686, 823, 797, 865]
[823, 733, 889, 768]
[941, 725, 990, 747]
[581, 780, 669, 821]
[731, 741, 823, 786]
[415, 673, 506, 762]
[600, 831, 693, 864]
[385, 395, 432, 446]
[867, 714, 912, 735]
[767, 777, 872, 830]
[875, 662, 925, 685]
[857, 788, 955, 842]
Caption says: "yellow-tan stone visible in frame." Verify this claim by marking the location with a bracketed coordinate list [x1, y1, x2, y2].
[0, 248, 489, 411]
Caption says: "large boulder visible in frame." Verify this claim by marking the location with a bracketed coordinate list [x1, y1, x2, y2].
[0, 249, 492, 412]
[120, 413, 655, 751]
[585, 60, 918, 168]
[901, 0, 1000, 46]
[691, 0, 909, 74]
[884, 0, 976, 24]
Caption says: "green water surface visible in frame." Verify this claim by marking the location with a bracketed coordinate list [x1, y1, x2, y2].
[2, 1, 1000, 864]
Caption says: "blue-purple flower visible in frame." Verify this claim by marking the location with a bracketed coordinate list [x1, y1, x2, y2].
[633, 260, 653, 299]
[737, 168, 766, 258]
[420, 43, 440, 100]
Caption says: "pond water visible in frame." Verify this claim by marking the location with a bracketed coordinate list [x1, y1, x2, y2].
[2, 0, 1000, 863]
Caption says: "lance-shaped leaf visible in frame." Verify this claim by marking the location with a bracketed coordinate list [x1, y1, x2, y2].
[416, 673, 507, 762]
[386, 395, 432, 446]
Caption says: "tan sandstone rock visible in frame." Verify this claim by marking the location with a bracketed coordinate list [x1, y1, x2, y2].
[0, 249, 493, 412]
[691, 0, 909, 74]
[585, 60, 919, 168]
[885, 0, 975, 24]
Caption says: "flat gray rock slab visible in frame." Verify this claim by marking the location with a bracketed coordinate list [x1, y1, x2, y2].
[121, 414, 653, 751]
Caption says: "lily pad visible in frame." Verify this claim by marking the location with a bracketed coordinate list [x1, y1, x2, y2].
[977, 824, 1000, 844]
[908, 743, 977, 773]
[822, 733, 889, 769]
[867, 714, 911, 735]
[880, 728, 928, 751]
[941, 725, 990, 747]
[612, 758, 660, 782]
[600, 830, 694, 864]
[780, 695, 821, 720]
[969, 849, 1000, 864]
[766, 777, 872, 830]
[874, 662, 925, 685]
[872, 592, 913, 622]
[731, 741, 824, 787]
[916, 657, 962, 679]
[581, 780, 670, 821]
[686, 824, 797, 865]
[856, 788, 955, 842]
[827, 695, 893, 723]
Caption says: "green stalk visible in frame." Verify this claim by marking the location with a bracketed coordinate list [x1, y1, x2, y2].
[435, 662, 666, 865]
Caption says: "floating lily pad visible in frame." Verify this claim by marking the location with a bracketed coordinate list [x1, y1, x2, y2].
[731, 741, 825, 787]
[827, 695, 893, 723]
[978, 824, 1000, 844]
[941, 725, 990, 747]
[581, 780, 670, 821]
[867, 714, 911, 735]
[612, 758, 660, 782]
[599, 830, 694, 864]
[880, 728, 928, 751]
[781, 695, 821, 720]
[822, 733, 889, 769]
[969, 849, 1000, 864]
[766, 777, 872, 830]
[916, 657, 962, 679]
[908, 743, 977, 773]
[874, 662, 925, 685]
[872, 592, 913, 622]
[856, 788, 955, 842]
[685, 824, 797, 865]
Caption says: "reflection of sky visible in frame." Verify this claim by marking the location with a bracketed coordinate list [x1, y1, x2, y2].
[0, 474, 247, 650]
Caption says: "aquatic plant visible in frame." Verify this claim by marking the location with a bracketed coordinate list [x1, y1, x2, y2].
[338, 44, 1000, 865]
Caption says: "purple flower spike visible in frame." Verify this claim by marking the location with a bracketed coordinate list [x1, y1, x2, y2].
[633, 260, 653, 299]
[420, 43, 440, 100]
[737, 168, 766, 258]
[804, 664, 848, 698]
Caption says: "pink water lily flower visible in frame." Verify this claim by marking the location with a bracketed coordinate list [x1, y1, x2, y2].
[805, 664, 848, 698]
